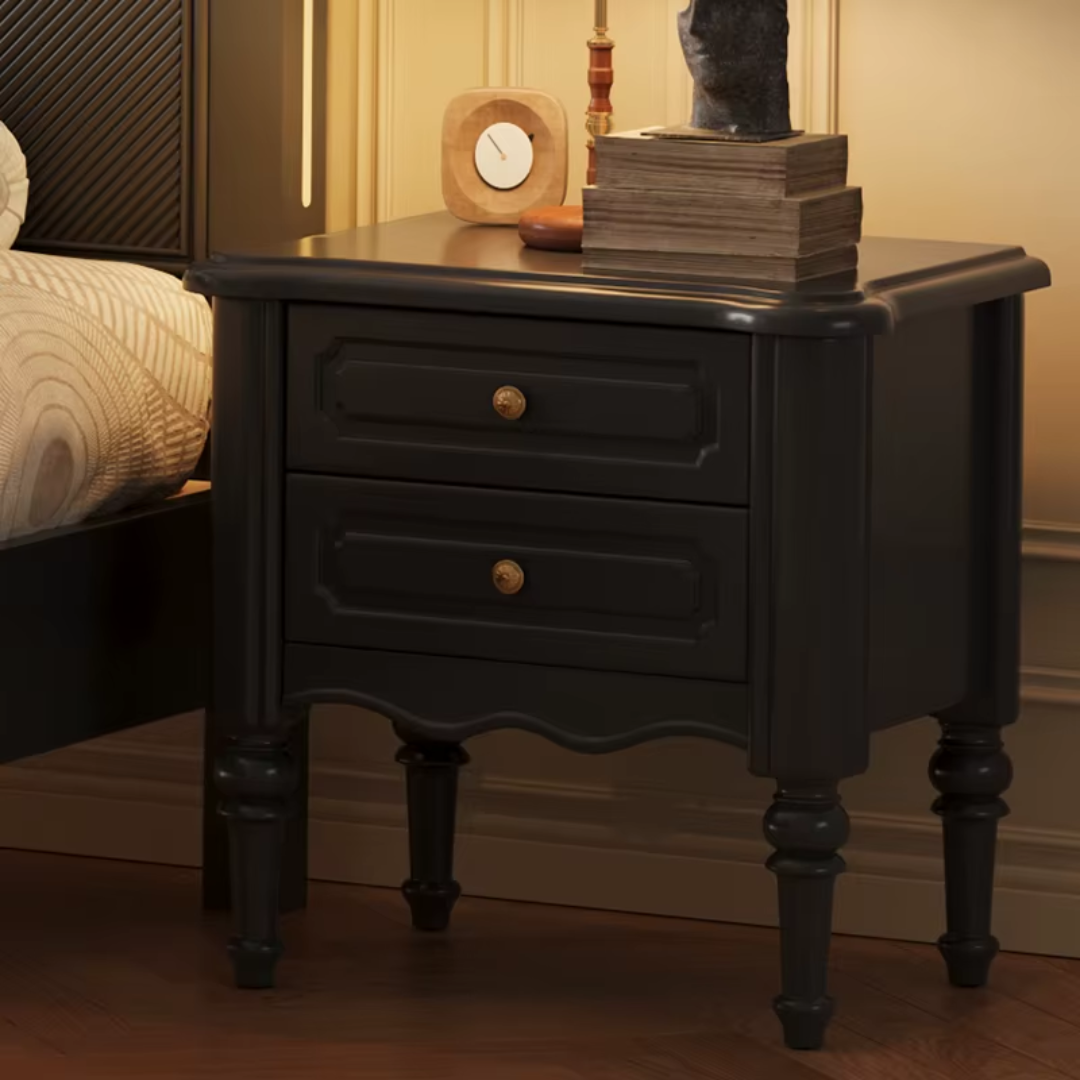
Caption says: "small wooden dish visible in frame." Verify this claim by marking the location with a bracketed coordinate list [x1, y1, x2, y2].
[519, 205, 584, 253]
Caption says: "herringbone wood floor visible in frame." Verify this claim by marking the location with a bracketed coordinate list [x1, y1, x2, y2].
[0, 850, 1077, 1078]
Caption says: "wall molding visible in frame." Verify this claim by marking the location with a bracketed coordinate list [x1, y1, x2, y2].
[373, 0, 396, 223]
[788, 0, 841, 134]
[485, 0, 525, 88]
[354, 0, 380, 227]
[325, 0, 360, 232]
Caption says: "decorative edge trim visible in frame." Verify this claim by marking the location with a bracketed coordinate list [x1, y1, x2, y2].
[286, 690, 748, 755]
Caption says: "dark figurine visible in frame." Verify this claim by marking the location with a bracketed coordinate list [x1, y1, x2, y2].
[678, 0, 794, 139]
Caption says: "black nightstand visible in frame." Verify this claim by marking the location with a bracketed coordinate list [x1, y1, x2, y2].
[186, 213, 1050, 1050]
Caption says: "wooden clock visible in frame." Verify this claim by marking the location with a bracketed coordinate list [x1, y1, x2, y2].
[442, 89, 569, 225]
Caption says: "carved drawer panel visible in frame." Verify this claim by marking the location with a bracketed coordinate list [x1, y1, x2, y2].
[284, 476, 748, 681]
[286, 305, 750, 505]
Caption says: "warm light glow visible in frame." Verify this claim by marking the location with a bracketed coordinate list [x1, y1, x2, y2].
[301, 0, 314, 209]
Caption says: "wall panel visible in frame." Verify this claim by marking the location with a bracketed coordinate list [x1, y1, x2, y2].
[375, 0, 489, 221]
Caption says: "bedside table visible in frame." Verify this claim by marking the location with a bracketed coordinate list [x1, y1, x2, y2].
[186, 213, 1050, 1050]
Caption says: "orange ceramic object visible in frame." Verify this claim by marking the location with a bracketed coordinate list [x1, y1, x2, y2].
[518, 205, 584, 253]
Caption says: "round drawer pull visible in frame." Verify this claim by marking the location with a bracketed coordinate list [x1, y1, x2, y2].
[493, 385, 527, 421]
[492, 559, 526, 596]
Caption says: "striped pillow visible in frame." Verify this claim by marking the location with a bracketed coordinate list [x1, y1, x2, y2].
[0, 121, 28, 250]
[0, 249, 212, 540]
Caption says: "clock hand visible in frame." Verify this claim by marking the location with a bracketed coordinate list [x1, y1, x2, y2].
[487, 132, 507, 160]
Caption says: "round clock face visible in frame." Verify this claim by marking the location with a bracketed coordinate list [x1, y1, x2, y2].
[474, 122, 534, 191]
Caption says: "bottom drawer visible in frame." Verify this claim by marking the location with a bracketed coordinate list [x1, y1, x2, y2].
[285, 476, 748, 681]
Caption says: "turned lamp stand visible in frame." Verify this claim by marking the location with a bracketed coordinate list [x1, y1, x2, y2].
[519, 0, 613, 252]
[585, 0, 615, 187]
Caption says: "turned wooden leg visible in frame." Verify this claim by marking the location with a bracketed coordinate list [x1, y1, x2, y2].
[215, 738, 297, 989]
[395, 738, 469, 932]
[764, 783, 850, 1051]
[930, 722, 1012, 988]
[203, 716, 310, 914]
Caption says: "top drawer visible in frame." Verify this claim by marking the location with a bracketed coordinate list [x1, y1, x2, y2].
[286, 305, 749, 505]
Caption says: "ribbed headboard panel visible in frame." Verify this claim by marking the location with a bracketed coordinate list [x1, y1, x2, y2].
[0, 0, 327, 272]
[0, 0, 198, 262]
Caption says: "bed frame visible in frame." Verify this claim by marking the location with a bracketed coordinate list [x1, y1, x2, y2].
[0, 485, 211, 765]
[0, 0, 326, 909]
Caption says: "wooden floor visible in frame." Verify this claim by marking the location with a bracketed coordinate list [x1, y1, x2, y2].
[0, 852, 1079, 1078]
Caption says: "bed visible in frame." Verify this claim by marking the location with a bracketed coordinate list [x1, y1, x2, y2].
[0, 120, 215, 820]
[0, 0, 327, 911]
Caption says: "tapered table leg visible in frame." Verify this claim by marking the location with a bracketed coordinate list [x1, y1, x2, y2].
[930, 722, 1012, 987]
[396, 738, 469, 932]
[764, 783, 850, 1051]
[215, 738, 297, 989]
[203, 714, 309, 914]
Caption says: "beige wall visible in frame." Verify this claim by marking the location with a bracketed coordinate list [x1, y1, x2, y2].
[3, 0, 1080, 958]
[839, 0, 1080, 527]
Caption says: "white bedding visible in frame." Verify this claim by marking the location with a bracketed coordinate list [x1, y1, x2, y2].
[0, 249, 212, 541]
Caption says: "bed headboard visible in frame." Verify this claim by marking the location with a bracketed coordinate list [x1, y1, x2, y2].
[0, 0, 327, 272]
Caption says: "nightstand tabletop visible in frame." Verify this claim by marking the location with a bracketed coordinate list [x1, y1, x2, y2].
[185, 211, 1050, 338]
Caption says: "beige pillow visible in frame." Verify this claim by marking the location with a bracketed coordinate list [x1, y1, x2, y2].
[0, 121, 28, 250]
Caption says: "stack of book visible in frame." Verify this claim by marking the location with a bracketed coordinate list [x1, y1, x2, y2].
[582, 128, 863, 284]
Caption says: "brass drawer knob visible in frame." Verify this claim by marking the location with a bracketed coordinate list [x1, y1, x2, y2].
[492, 559, 525, 596]
[493, 385, 527, 421]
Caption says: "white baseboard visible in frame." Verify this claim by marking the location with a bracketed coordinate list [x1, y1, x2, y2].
[2, 709, 1080, 960]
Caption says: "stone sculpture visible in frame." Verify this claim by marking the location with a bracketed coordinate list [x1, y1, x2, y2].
[678, 0, 794, 139]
